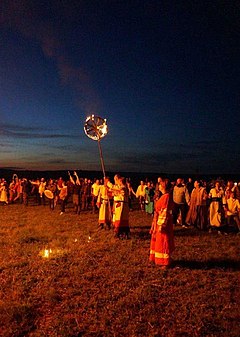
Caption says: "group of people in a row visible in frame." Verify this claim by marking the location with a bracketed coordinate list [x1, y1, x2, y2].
[0, 172, 240, 269]
[135, 177, 240, 234]
[0, 174, 240, 234]
[137, 176, 240, 269]
[0, 173, 101, 214]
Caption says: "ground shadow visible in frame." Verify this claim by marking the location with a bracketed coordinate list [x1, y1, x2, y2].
[174, 226, 238, 237]
[131, 227, 210, 240]
[131, 226, 151, 230]
[131, 226, 238, 240]
[173, 259, 240, 271]
[174, 227, 209, 237]
[131, 226, 208, 240]
[130, 226, 151, 240]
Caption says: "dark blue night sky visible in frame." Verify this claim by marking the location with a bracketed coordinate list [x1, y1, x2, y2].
[0, 1, 239, 174]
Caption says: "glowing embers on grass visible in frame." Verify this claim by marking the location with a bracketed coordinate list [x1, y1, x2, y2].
[39, 234, 93, 258]
[39, 248, 67, 259]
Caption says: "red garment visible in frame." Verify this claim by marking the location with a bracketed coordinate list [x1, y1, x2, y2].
[149, 193, 175, 266]
[57, 178, 64, 188]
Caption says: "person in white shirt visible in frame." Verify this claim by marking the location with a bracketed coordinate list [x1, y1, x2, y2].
[59, 181, 68, 215]
[173, 178, 190, 228]
[136, 180, 146, 211]
[91, 179, 100, 214]
[224, 190, 240, 234]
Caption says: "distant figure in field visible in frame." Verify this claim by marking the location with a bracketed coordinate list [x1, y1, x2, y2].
[136, 180, 146, 211]
[186, 180, 208, 230]
[144, 181, 154, 215]
[81, 178, 92, 211]
[59, 181, 68, 215]
[0, 179, 8, 204]
[126, 180, 136, 211]
[39, 178, 46, 205]
[14, 176, 23, 203]
[22, 178, 31, 206]
[195, 180, 208, 231]
[186, 177, 194, 195]
[91, 179, 100, 214]
[69, 171, 81, 214]
[224, 190, 240, 234]
[46, 178, 57, 210]
[173, 178, 190, 228]
[9, 177, 16, 203]
[149, 179, 174, 269]
[208, 181, 225, 233]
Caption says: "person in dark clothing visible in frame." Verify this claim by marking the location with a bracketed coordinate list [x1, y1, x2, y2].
[81, 178, 92, 211]
[22, 178, 31, 206]
[46, 179, 57, 210]
[186, 177, 194, 195]
[69, 171, 81, 214]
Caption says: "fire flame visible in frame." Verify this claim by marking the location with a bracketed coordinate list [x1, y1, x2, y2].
[84, 115, 108, 141]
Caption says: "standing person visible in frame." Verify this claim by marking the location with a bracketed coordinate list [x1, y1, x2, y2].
[107, 174, 130, 239]
[59, 181, 68, 215]
[224, 180, 236, 201]
[30, 179, 41, 205]
[195, 181, 208, 231]
[91, 179, 100, 214]
[55, 177, 64, 208]
[69, 171, 81, 214]
[0, 179, 8, 205]
[173, 178, 190, 228]
[22, 178, 31, 206]
[46, 179, 57, 210]
[149, 179, 175, 269]
[186, 180, 208, 229]
[145, 182, 155, 215]
[14, 177, 23, 203]
[235, 182, 240, 201]
[81, 178, 90, 211]
[224, 190, 240, 234]
[153, 178, 163, 209]
[38, 178, 46, 205]
[136, 180, 146, 211]
[186, 177, 194, 196]
[209, 181, 225, 233]
[97, 177, 112, 229]
[126, 179, 136, 211]
[9, 178, 16, 203]
[186, 181, 199, 226]
[86, 179, 93, 210]
[30, 179, 40, 205]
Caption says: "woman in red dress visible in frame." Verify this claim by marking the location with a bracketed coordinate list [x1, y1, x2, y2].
[149, 179, 175, 268]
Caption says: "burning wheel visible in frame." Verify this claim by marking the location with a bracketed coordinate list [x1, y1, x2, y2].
[84, 115, 108, 141]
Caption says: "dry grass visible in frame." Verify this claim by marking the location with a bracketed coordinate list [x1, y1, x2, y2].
[0, 201, 239, 337]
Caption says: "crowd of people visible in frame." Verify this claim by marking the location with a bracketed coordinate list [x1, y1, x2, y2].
[0, 172, 240, 269]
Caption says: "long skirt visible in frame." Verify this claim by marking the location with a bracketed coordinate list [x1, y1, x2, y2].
[113, 201, 130, 237]
[209, 201, 222, 227]
[196, 205, 208, 230]
[186, 204, 197, 225]
[149, 227, 175, 266]
[0, 190, 8, 203]
[99, 200, 112, 226]
[145, 201, 154, 215]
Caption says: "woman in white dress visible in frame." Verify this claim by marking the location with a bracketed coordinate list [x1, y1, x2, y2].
[209, 181, 224, 232]
[0, 180, 8, 204]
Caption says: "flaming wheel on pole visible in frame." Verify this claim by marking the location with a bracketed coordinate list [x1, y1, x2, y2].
[84, 114, 112, 225]
[84, 114, 108, 177]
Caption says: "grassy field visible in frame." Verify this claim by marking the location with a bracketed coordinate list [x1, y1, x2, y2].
[0, 201, 239, 337]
